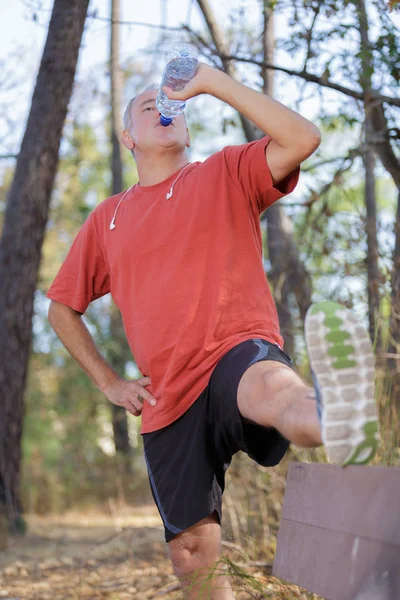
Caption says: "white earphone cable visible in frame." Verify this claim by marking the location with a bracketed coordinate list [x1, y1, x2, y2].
[109, 185, 135, 230]
[109, 163, 192, 230]
[165, 162, 192, 200]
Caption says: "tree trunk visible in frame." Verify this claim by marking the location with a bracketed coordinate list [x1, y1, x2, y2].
[387, 192, 400, 412]
[355, 0, 381, 348]
[0, 0, 89, 533]
[369, 102, 400, 410]
[109, 309, 134, 457]
[369, 101, 400, 190]
[363, 138, 381, 346]
[109, 0, 133, 460]
[355, 0, 399, 406]
[266, 209, 294, 355]
[196, 0, 313, 358]
[261, 1, 294, 357]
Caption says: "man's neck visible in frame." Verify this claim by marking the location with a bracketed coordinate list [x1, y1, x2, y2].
[135, 152, 190, 187]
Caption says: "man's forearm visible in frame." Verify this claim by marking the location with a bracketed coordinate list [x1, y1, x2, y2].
[48, 300, 118, 392]
[207, 69, 320, 150]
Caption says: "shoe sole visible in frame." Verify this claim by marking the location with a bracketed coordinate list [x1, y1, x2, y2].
[305, 301, 379, 466]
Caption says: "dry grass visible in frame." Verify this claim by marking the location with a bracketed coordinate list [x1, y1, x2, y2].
[5, 364, 398, 598]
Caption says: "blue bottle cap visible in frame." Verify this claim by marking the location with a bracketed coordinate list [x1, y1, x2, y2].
[160, 115, 173, 126]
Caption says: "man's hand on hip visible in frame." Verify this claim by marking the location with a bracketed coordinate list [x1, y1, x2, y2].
[102, 376, 156, 417]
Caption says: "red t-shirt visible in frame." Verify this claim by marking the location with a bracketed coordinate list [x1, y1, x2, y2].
[47, 136, 299, 433]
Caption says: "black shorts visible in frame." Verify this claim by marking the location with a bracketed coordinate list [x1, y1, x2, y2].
[142, 338, 293, 543]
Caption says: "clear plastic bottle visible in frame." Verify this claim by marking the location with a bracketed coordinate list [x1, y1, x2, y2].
[156, 44, 199, 126]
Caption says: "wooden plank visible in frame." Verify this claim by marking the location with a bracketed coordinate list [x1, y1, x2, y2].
[280, 464, 400, 546]
[273, 464, 400, 599]
[274, 519, 400, 599]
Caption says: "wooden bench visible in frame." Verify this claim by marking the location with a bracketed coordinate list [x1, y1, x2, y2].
[273, 463, 400, 600]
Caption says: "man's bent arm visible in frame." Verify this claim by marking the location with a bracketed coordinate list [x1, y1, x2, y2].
[207, 69, 320, 184]
[208, 69, 320, 152]
[48, 300, 156, 415]
[164, 63, 321, 184]
[48, 300, 118, 392]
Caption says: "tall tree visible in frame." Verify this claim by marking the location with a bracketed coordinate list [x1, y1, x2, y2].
[0, 0, 90, 532]
[108, 0, 133, 461]
[388, 192, 400, 411]
[356, 0, 381, 347]
[260, 0, 312, 356]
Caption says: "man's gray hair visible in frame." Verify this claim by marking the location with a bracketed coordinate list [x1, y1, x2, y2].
[123, 83, 159, 130]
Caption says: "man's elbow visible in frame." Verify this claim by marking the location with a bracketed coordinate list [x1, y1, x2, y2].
[299, 127, 321, 160]
[48, 300, 57, 325]
[308, 126, 321, 152]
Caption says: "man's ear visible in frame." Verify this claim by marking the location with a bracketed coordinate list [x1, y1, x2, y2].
[122, 129, 134, 151]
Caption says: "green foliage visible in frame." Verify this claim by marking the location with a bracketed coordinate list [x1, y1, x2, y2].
[319, 113, 359, 131]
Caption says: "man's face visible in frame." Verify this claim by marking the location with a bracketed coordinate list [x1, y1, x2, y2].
[123, 89, 190, 156]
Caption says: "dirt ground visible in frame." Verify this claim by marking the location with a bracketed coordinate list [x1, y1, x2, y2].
[0, 507, 317, 599]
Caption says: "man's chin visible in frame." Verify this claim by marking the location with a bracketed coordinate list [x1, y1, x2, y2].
[155, 139, 186, 151]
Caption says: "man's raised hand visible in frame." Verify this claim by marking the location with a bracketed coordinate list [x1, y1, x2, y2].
[162, 62, 223, 102]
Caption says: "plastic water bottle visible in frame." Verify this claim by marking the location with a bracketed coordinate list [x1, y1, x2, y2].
[156, 44, 199, 127]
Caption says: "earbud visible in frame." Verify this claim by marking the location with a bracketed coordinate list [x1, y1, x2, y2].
[164, 163, 191, 201]
[108, 184, 135, 231]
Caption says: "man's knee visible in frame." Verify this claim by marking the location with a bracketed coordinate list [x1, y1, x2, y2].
[168, 512, 221, 579]
[237, 360, 306, 424]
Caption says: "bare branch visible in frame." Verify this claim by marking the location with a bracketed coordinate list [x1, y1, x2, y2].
[301, 156, 347, 172]
[194, 0, 257, 141]
[299, 146, 362, 261]
[85, 13, 400, 108]
[218, 54, 400, 108]
[180, 24, 218, 59]
[302, 4, 321, 73]
[87, 13, 183, 32]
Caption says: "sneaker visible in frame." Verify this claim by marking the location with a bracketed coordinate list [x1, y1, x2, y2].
[305, 301, 379, 466]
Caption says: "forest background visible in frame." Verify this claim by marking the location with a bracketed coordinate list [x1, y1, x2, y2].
[0, 0, 399, 598]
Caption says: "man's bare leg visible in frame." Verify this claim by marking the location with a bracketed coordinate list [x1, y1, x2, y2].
[238, 360, 322, 448]
[168, 512, 235, 599]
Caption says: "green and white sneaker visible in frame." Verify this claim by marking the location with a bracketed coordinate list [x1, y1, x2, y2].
[305, 301, 379, 466]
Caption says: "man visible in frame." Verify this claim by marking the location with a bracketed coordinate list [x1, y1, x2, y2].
[47, 62, 379, 599]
